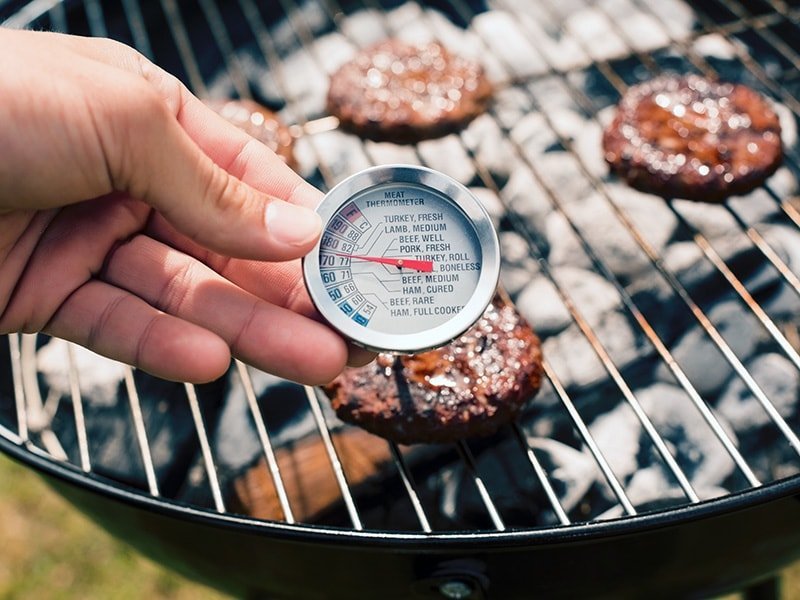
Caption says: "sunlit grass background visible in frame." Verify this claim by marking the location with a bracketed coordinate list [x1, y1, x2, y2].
[1, 452, 799, 599]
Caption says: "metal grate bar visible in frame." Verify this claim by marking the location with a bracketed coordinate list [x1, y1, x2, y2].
[541, 359, 637, 516]
[157, 0, 207, 95]
[119, 0, 153, 60]
[123, 366, 159, 496]
[66, 344, 91, 473]
[388, 442, 432, 532]
[184, 383, 225, 513]
[236, 360, 295, 523]
[456, 441, 506, 531]
[195, 0, 250, 99]
[2, 0, 61, 28]
[306, 386, 363, 530]
[8, 334, 28, 443]
[490, 0, 800, 459]
[511, 422, 571, 525]
[82, 0, 107, 37]
[21, 335, 67, 461]
[47, 1, 66, 31]
[236, 0, 339, 185]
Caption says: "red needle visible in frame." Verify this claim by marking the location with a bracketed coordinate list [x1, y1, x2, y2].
[333, 253, 434, 273]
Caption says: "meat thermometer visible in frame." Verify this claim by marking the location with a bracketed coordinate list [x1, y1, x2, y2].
[303, 165, 500, 353]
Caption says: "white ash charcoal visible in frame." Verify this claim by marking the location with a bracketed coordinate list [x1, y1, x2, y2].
[215, 368, 314, 473]
[727, 188, 780, 225]
[470, 11, 549, 83]
[417, 135, 475, 185]
[547, 186, 679, 280]
[501, 264, 538, 298]
[500, 231, 531, 265]
[517, 266, 622, 335]
[716, 353, 799, 432]
[388, 2, 425, 31]
[608, 10, 670, 54]
[37, 339, 126, 408]
[462, 114, 517, 184]
[692, 33, 738, 60]
[310, 130, 372, 185]
[528, 77, 583, 117]
[269, 49, 329, 118]
[527, 437, 598, 512]
[763, 280, 800, 320]
[363, 140, 421, 167]
[761, 225, 800, 279]
[572, 120, 607, 179]
[774, 103, 798, 150]
[292, 136, 321, 180]
[532, 152, 594, 206]
[766, 166, 799, 199]
[423, 9, 484, 62]
[313, 32, 358, 75]
[469, 187, 505, 227]
[642, 0, 695, 42]
[547, 107, 587, 142]
[661, 241, 716, 295]
[597, 467, 728, 519]
[493, 86, 534, 127]
[545, 211, 593, 272]
[655, 300, 761, 395]
[510, 8, 591, 73]
[390, 3, 437, 46]
[443, 436, 594, 526]
[589, 402, 642, 484]
[671, 199, 739, 239]
[596, 105, 616, 129]
[543, 325, 606, 389]
[269, 0, 328, 54]
[637, 383, 738, 489]
[563, 8, 628, 62]
[595, 467, 668, 519]
[597, 310, 652, 371]
[510, 113, 558, 157]
[340, 9, 387, 48]
[500, 162, 554, 236]
[543, 309, 645, 389]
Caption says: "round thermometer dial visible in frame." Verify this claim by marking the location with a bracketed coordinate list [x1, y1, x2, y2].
[304, 165, 500, 354]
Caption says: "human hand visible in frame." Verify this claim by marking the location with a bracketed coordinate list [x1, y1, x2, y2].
[0, 28, 374, 385]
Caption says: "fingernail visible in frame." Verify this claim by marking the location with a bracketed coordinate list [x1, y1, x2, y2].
[266, 201, 322, 246]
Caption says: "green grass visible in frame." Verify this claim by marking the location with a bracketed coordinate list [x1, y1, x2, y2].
[1, 452, 800, 599]
[0, 454, 228, 600]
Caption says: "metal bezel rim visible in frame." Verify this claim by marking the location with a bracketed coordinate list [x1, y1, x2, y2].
[303, 165, 500, 353]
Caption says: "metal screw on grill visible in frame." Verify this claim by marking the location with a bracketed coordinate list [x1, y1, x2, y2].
[438, 580, 474, 599]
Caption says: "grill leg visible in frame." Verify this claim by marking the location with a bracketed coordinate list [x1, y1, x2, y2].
[742, 576, 780, 600]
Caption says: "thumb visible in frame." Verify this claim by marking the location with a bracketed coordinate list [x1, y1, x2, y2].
[115, 83, 321, 261]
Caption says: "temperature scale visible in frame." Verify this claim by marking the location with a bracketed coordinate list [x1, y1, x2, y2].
[303, 165, 500, 354]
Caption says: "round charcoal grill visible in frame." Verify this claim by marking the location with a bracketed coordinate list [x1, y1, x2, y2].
[3, 0, 800, 597]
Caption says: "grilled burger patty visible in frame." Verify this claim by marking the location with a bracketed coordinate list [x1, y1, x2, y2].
[207, 99, 297, 169]
[323, 296, 543, 444]
[602, 74, 782, 202]
[326, 39, 493, 143]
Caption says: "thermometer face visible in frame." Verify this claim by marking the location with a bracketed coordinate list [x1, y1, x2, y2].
[304, 165, 500, 354]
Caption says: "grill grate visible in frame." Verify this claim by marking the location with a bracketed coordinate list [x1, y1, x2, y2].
[2, 0, 800, 540]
